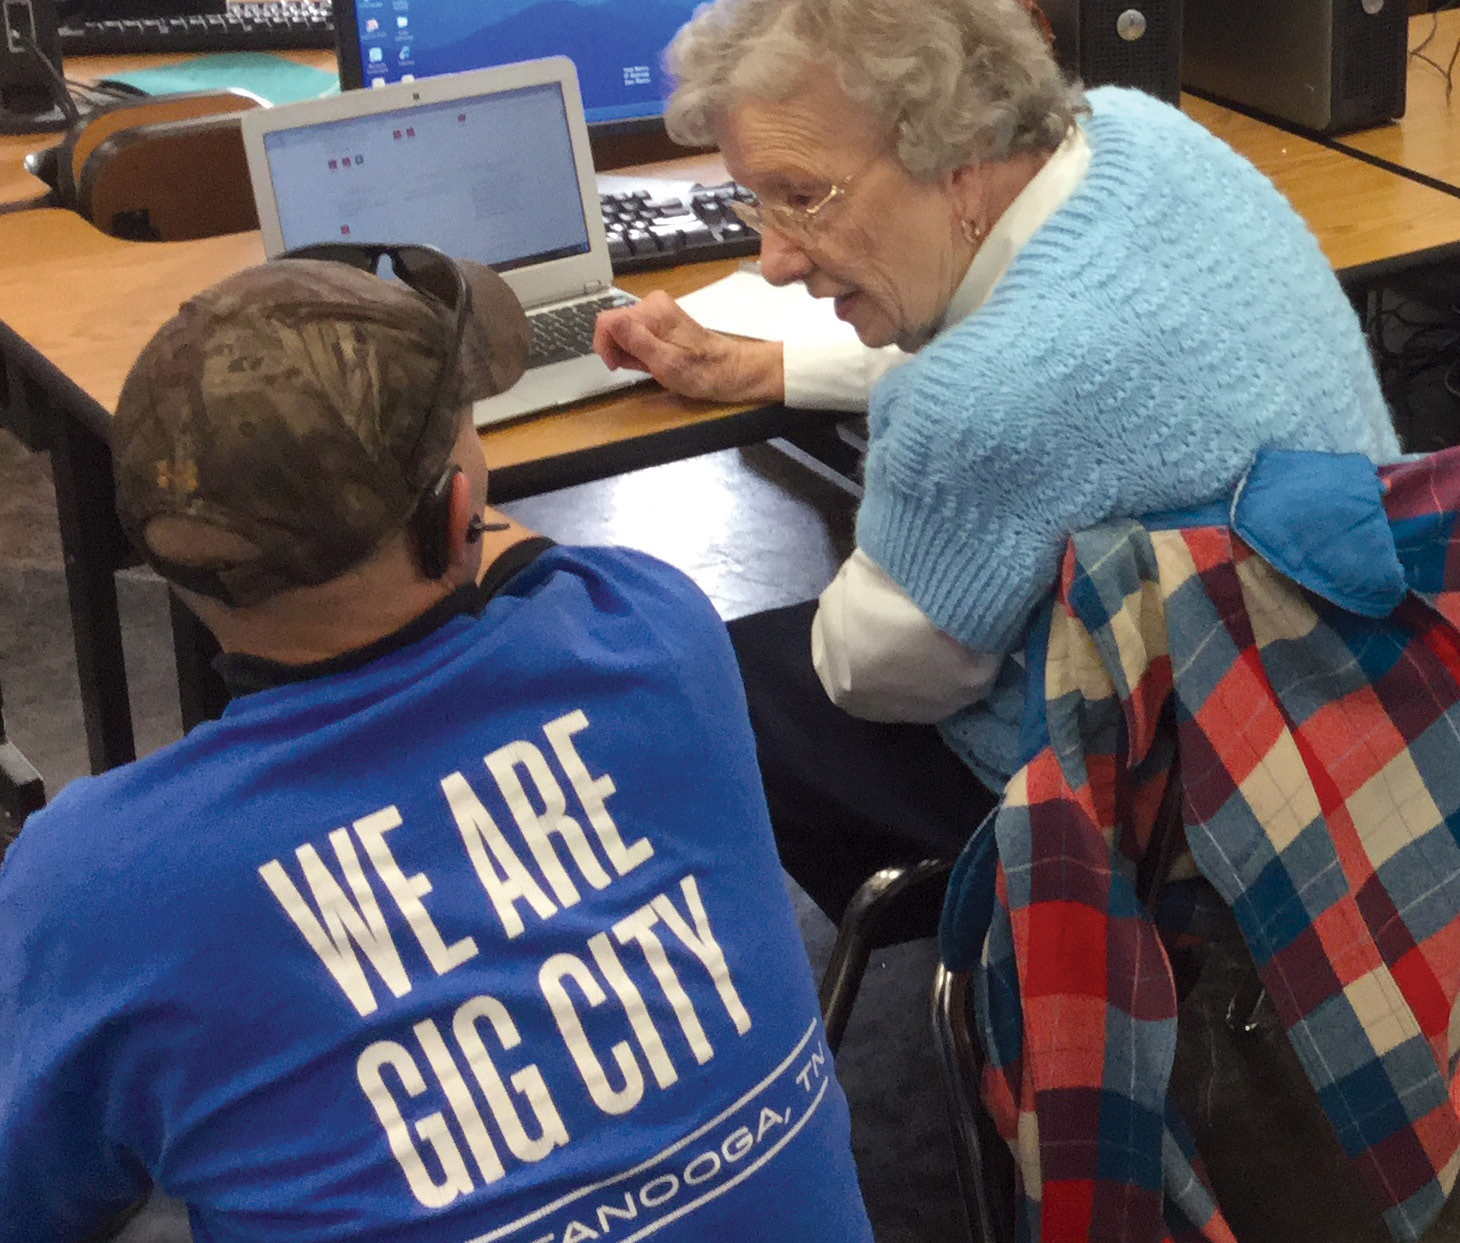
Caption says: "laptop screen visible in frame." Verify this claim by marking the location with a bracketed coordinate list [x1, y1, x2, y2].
[259, 80, 591, 272]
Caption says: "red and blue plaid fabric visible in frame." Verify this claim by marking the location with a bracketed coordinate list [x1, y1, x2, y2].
[941, 449, 1460, 1242]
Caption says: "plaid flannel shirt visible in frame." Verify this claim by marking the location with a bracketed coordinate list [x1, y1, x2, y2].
[940, 449, 1460, 1242]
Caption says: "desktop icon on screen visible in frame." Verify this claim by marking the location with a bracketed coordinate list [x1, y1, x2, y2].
[368, 46, 384, 62]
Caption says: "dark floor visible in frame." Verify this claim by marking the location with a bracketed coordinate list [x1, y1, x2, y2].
[0, 425, 968, 1243]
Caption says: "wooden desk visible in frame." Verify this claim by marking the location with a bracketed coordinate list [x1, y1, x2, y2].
[1327, 11, 1460, 195]
[0, 202, 827, 769]
[0, 141, 779, 491]
[1185, 93, 1460, 285]
[0, 205, 771, 483]
[0, 133, 51, 207]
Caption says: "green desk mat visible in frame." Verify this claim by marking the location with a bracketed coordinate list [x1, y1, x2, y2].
[98, 52, 339, 106]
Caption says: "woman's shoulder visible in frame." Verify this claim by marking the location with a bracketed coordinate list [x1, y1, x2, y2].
[1078, 86, 1291, 208]
[1080, 85, 1216, 145]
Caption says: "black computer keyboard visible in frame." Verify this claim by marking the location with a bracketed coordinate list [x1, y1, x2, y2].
[602, 182, 761, 275]
[59, 0, 333, 55]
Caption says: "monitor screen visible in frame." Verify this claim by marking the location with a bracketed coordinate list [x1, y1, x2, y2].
[335, 0, 703, 131]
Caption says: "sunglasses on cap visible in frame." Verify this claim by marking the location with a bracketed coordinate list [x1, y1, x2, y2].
[278, 241, 508, 557]
[279, 242, 471, 466]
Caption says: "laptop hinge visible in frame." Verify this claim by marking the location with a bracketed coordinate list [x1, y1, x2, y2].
[585, 279, 609, 295]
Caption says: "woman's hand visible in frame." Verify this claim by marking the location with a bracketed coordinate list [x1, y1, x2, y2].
[594, 291, 785, 404]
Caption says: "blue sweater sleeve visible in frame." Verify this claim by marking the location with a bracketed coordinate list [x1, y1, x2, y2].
[856, 347, 1104, 652]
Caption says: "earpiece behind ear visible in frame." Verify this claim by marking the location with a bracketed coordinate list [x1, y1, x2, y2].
[413, 465, 459, 580]
[466, 515, 510, 541]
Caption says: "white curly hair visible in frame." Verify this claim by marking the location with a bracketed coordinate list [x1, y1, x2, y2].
[664, 0, 1087, 178]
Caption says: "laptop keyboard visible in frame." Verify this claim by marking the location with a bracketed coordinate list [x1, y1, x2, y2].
[525, 294, 633, 370]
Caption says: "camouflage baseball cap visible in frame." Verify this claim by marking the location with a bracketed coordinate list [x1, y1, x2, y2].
[112, 254, 529, 607]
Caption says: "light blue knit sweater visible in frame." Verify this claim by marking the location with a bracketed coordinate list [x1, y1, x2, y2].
[856, 86, 1399, 788]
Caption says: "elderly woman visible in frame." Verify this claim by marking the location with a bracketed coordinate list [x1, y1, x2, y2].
[591, 2, 1438, 1239]
[594, 0, 1399, 922]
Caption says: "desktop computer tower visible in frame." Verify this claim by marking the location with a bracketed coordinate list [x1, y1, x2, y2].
[1182, 0, 1407, 134]
[1040, 0, 1184, 105]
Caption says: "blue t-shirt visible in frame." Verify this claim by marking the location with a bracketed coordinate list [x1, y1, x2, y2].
[0, 546, 872, 1243]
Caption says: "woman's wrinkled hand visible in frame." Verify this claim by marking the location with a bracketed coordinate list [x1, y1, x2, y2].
[593, 291, 785, 404]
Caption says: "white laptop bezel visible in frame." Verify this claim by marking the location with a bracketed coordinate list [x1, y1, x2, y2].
[239, 57, 614, 308]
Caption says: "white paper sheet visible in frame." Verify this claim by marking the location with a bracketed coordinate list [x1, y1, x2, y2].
[674, 267, 862, 345]
[594, 173, 703, 202]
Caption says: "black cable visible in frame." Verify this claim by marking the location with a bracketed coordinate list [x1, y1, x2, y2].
[64, 77, 134, 109]
[1409, 12, 1460, 101]
[1412, 48, 1456, 99]
[1414, 12, 1439, 59]
[10, 29, 78, 124]
[1445, 359, 1460, 402]
[1363, 287, 1460, 453]
[1391, 318, 1460, 349]
[1366, 292, 1454, 365]
[1385, 307, 1441, 332]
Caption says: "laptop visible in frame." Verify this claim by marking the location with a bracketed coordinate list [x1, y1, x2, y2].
[239, 58, 646, 428]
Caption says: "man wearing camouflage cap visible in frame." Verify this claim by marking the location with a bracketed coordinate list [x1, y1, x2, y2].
[0, 249, 873, 1243]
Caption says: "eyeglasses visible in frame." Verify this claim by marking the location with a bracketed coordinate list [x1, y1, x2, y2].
[728, 156, 880, 242]
[279, 242, 471, 468]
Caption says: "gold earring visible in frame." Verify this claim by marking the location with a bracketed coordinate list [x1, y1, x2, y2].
[960, 217, 984, 246]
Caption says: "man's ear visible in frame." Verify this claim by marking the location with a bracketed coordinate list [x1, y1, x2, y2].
[444, 463, 480, 575]
[412, 462, 478, 580]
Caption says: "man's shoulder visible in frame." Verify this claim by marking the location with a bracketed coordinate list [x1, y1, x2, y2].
[508, 544, 706, 606]
[0, 761, 169, 942]
[501, 544, 724, 639]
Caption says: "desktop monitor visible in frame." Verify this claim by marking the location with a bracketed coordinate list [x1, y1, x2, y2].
[332, 0, 705, 137]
